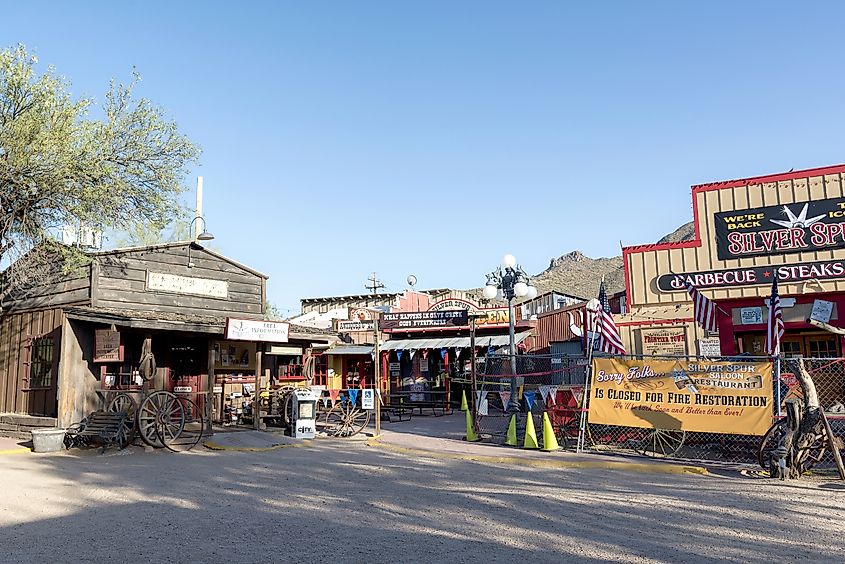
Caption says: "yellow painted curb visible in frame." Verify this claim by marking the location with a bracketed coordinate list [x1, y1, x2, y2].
[0, 448, 29, 455]
[202, 439, 311, 453]
[366, 439, 708, 475]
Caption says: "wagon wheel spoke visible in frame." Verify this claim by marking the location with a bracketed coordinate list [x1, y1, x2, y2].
[108, 393, 138, 446]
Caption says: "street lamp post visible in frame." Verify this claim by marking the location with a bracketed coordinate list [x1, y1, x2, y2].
[482, 254, 537, 413]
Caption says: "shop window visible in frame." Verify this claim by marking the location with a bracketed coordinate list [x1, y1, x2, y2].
[313, 354, 328, 386]
[28, 336, 54, 388]
[808, 336, 838, 358]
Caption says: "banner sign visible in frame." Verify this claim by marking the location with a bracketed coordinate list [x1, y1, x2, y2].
[428, 298, 510, 327]
[656, 259, 845, 292]
[379, 310, 468, 331]
[641, 327, 687, 356]
[715, 197, 845, 260]
[589, 359, 773, 436]
[226, 318, 289, 343]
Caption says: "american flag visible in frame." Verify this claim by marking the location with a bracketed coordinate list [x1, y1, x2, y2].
[590, 280, 625, 355]
[681, 277, 718, 333]
[766, 277, 784, 356]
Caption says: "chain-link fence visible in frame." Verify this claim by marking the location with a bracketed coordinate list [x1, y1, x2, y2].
[468, 353, 845, 474]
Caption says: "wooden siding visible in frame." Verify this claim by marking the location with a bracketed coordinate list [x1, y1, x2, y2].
[627, 170, 845, 307]
[533, 305, 585, 352]
[1, 266, 91, 312]
[93, 244, 264, 318]
[0, 308, 63, 416]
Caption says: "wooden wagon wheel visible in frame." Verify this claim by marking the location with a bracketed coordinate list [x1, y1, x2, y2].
[107, 393, 138, 448]
[792, 422, 828, 474]
[321, 396, 370, 437]
[138, 391, 186, 448]
[758, 418, 788, 469]
[635, 428, 686, 458]
[160, 397, 204, 453]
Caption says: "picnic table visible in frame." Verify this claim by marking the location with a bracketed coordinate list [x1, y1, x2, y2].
[387, 390, 452, 417]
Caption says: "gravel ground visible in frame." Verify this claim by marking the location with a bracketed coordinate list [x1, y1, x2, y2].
[0, 440, 843, 563]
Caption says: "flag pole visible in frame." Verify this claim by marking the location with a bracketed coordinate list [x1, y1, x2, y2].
[577, 281, 601, 453]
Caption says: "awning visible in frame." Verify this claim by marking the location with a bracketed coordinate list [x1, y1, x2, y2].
[324, 345, 374, 355]
[379, 332, 530, 351]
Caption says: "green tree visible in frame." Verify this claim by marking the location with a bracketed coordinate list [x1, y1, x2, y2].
[0, 44, 199, 303]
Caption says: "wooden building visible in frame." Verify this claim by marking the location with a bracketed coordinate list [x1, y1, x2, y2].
[619, 164, 845, 358]
[0, 242, 333, 435]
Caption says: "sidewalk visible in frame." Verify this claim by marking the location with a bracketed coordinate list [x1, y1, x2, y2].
[371, 412, 708, 475]
[0, 435, 31, 455]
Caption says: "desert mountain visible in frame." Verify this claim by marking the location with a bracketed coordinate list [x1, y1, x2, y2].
[523, 222, 692, 300]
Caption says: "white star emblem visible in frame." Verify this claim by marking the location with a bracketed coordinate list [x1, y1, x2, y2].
[769, 203, 826, 229]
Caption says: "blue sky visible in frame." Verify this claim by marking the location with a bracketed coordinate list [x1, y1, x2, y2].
[5, 2, 845, 315]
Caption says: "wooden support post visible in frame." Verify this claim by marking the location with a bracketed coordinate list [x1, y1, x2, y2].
[254, 347, 263, 430]
[206, 339, 215, 436]
[374, 323, 381, 438]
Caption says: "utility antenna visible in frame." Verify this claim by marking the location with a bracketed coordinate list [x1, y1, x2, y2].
[365, 272, 386, 294]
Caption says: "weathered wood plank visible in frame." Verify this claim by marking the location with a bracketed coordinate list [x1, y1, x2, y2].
[0, 316, 12, 413]
[4, 314, 22, 413]
[15, 312, 33, 413]
[3, 289, 91, 312]
[97, 276, 263, 298]
[95, 298, 262, 318]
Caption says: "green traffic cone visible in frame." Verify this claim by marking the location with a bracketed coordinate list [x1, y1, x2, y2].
[465, 408, 480, 442]
[460, 390, 468, 411]
[505, 414, 518, 446]
[523, 411, 539, 449]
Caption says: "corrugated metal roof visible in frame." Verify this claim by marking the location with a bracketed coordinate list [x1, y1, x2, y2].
[380, 332, 530, 351]
[324, 345, 374, 355]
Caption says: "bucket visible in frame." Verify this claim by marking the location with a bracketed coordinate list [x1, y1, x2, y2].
[30, 428, 66, 453]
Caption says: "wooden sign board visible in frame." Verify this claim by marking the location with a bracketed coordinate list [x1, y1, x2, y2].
[94, 329, 123, 363]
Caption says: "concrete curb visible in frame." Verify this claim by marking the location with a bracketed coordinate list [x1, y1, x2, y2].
[366, 438, 709, 475]
[202, 440, 312, 453]
[0, 448, 30, 456]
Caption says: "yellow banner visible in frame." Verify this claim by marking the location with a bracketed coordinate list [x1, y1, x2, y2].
[589, 359, 773, 436]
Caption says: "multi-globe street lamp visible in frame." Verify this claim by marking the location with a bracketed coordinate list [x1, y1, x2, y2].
[482, 254, 537, 413]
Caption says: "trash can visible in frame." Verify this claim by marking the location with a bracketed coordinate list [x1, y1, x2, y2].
[31, 428, 66, 453]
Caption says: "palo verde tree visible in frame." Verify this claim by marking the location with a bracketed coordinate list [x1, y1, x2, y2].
[0, 44, 199, 306]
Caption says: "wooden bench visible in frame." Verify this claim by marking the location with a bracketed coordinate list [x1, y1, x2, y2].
[65, 411, 130, 452]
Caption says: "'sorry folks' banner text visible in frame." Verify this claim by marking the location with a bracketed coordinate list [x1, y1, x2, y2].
[590, 359, 773, 436]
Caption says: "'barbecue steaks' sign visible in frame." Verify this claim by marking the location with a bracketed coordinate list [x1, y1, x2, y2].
[656, 259, 845, 292]
[715, 197, 845, 260]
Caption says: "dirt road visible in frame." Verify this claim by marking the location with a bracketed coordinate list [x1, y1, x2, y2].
[0, 440, 843, 563]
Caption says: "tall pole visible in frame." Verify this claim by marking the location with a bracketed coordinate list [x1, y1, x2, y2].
[470, 315, 479, 435]
[507, 295, 518, 413]
[374, 322, 381, 437]
[194, 176, 203, 239]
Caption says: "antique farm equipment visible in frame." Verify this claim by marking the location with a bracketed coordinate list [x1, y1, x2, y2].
[758, 359, 845, 479]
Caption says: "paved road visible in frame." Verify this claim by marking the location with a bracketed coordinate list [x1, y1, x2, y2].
[1, 436, 844, 563]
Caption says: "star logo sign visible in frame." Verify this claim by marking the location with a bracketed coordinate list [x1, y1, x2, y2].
[769, 203, 826, 229]
[763, 270, 772, 278]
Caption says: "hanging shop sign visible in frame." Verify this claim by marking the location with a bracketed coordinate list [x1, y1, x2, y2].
[379, 310, 468, 331]
[147, 271, 228, 298]
[94, 329, 123, 363]
[810, 299, 834, 323]
[640, 327, 687, 356]
[656, 259, 845, 292]
[337, 320, 376, 332]
[225, 318, 290, 343]
[714, 197, 845, 260]
[589, 358, 773, 435]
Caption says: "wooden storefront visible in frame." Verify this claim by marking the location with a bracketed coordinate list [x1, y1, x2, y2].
[620, 164, 845, 358]
[0, 241, 332, 431]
